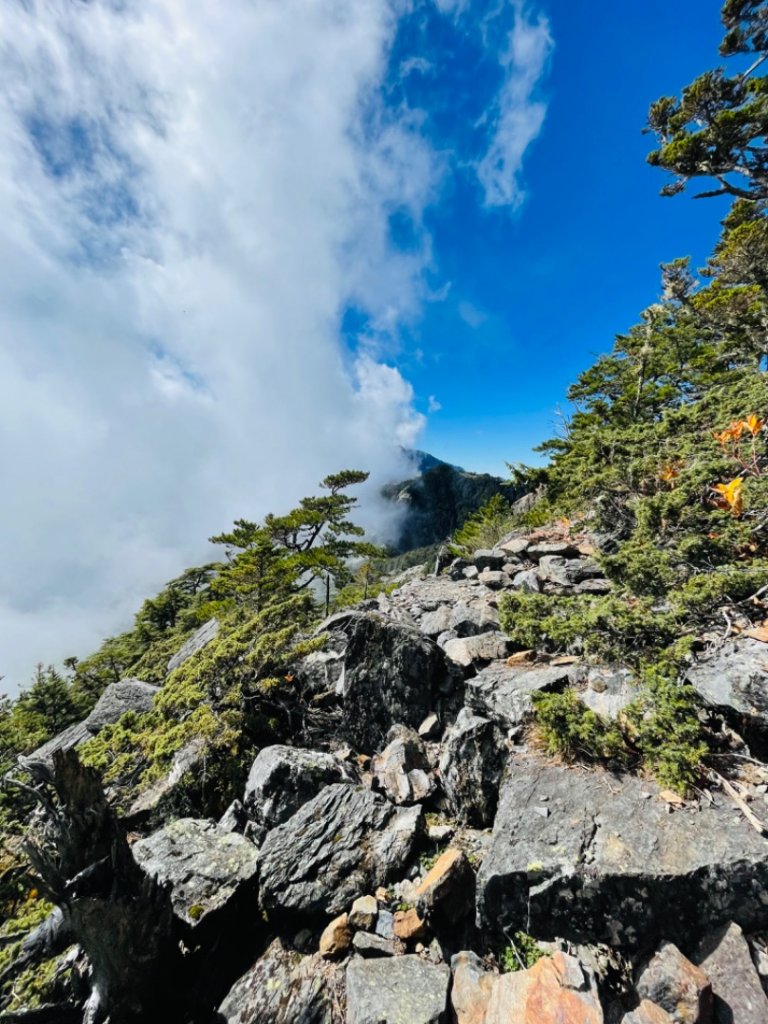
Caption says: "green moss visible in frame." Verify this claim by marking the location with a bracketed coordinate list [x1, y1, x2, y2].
[500, 932, 546, 972]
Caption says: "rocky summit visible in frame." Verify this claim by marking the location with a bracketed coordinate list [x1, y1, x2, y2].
[6, 522, 768, 1023]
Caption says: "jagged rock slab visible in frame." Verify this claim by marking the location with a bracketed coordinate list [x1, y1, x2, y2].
[84, 679, 159, 732]
[476, 754, 768, 948]
[466, 662, 581, 731]
[127, 737, 206, 822]
[19, 720, 93, 769]
[166, 617, 219, 674]
[346, 955, 450, 1024]
[258, 784, 422, 917]
[132, 818, 259, 930]
[244, 745, 352, 827]
[695, 921, 768, 1024]
[685, 638, 768, 751]
[332, 614, 456, 750]
[20, 679, 159, 769]
[439, 709, 505, 827]
[218, 938, 338, 1023]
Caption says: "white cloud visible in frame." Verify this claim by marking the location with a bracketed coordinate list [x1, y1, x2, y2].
[477, 3, 553, 208]
[0, 0, 553, 692]
[0, 0, 438, 691]
[427, 395, 442, 413]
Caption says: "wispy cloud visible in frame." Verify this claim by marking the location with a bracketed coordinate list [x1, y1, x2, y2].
[477, 3, 553, 208]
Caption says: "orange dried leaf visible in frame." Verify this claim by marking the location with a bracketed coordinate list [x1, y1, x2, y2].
[744, 625, 768, 643]
[745, 414, 765, 436]
[712, 477, 744, 515]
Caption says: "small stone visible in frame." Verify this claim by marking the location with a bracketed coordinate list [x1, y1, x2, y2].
[352, 931, 399, 957]
[478, 570, 507, 589]
[349, 895, 378, 932]
[375, 909, 395, 939]
[695, 921, 768, 1024]
[473, 549, 505, 571]
[319, 913, 352, 959]
[346, 956, 450, 1024]
[533, 806, 550, 818]
[393, 907, 427, 941]
[463, 566, 480, 580]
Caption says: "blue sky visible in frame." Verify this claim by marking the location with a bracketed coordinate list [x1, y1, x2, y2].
[0, 0, 735, 687]
[362, 0, 731, 472]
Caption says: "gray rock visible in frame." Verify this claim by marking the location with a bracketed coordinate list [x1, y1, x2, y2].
[636, 942, 713, 1023]
[695, 921, 768, 1024]
[84, 679, 159, 732]
[466, 662, 580, 732]
[477, 753, 768, 949]
[372, 727, 434, 805]
[450, 601, 499, 637]
[526, 541, 579, 560]
[132, 818, 259, 931]
[575, 578, 613, 594]
[473, 549, 505, 571]
[332, 614, 455, 751]
[127, 737, 206, 822]
[443, 632, 511, 668]
[511, 569, 541, 593]
[166, 617, 219, 674]
[537, 555, 602, 587]
[439, 709, 505, 827]
[346, 955, 450, 1024]
[420, 606, 453, 638]
[352, 931, 399, 957]
[462, 566, 480, 580]
[478, 570, 507, 589]
[450, 950, 496, 1024]
[621, 1002, 674, 1024]
[578, 665, 639, 720]
[218, 938, 338, 1024]
[498, 536, 530, 557]
[375, 909, 395, 939]
[19, 720, 93, 769]
[259, 784, 422, 917]
[686, 639, 768, 751]
[298, 648, 346, 694]
[218, 799, 248, 833]
[244, 745, 352, 828]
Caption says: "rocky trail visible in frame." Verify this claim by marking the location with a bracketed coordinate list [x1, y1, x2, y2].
[10, 526, 768, 1023]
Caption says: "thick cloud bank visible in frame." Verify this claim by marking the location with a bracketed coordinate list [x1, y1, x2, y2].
[0, 0, 551, 691]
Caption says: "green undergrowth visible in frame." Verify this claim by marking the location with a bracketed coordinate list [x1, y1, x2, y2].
[500, 932, 546, 973]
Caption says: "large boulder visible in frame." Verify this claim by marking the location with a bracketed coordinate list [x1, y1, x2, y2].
[450, 950, 496, 1024]
[218, 938, 339, 1024]
[438, 709, 505, 827]
[132, 818, 259, 933]
[477, 754, 768, 949]
[84, 679, 159, 732]
[685, 638, 768, 754]
[466, 662, 581, 733]
[484, 952, 603, 1024]
[695, 921, 768, 1024]
[20, 678, 160, 769]
[330, 613, 457, 750]
[346, 955, 450, 1024]
[243, 745, 352, 828]
[443, 632, 512, 669]
[258, 784, 422, 917]
[166, 617, 219, 674]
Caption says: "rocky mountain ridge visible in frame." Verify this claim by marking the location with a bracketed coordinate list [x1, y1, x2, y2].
[8, 520, 768, 1023]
